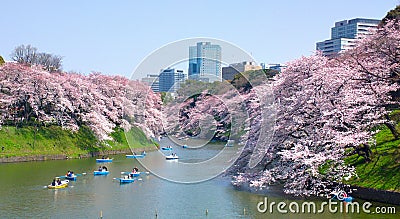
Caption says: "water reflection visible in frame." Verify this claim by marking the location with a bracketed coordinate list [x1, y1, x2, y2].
[0, 152, 398, 218]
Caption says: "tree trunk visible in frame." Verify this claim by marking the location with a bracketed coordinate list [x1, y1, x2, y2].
[384, 114, 399, 140]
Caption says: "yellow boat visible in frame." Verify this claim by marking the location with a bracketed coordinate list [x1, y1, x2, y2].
[47, 180, 69, 189]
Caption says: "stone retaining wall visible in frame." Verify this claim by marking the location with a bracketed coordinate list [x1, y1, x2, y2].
[351, 185, 400, 206]
[0, 146, 158, 163]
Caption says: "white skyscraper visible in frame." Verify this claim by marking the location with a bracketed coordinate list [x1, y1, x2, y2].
[316, 18, 380, 57]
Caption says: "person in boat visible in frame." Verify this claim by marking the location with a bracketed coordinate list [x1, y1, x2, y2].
[102, 166, 108, 171]
[102, 155, 105, 159]
[51, 179, 56, 186]
[66, 170, 71, 177]
[130, 167, 139, 178]
[98, 166, 103, 171]
[57, 178, 62, 185]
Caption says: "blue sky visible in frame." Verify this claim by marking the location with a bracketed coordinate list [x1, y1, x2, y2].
[1, 1, 398, 79]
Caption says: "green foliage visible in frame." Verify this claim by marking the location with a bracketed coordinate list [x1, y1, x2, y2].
[160, 92, 174, 105]
[177, 69, 276, 97]
[231, 69, 277, 92]
[177, 80, 220, 96]
[382, 5, 400, 25]
[109, 127, 125, 143]
[0, 55, 4, 65]
[318, 160, 333, 175]
[389, 109, 400, 123]
[345, 126, 400, 191]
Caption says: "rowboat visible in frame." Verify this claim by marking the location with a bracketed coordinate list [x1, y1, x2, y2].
[131, 172, 141, 177]
[182, 145, 188, 148]
[47, 180, 69, 189]
[166, 154, 179, 160]
[126, 154, 145, 159]
[96, 158, 113, 163]
[225, 140, 235, 147]
[121, 171, 141, 177]
[116, 177, 135, 184]
[330, 191, 354, 202]
[161, 147, 172, 150]
[94, 170, 110, 175]
[65, 175, 77, 181]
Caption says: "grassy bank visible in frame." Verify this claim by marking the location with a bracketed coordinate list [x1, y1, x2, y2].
[346, 127, 400, 192]
[0, 125, 156, 159]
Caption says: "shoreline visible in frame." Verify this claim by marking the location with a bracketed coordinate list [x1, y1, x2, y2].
[0, 146, 158, 163]
[233, 181, 400, 206]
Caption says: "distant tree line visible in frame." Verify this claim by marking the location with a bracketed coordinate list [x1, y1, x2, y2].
[10, 44, 63, 72]
[382, 5, 400, 25]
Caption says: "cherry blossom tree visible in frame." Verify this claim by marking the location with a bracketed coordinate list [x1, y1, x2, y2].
[340, 19, 400, 139]
[0, 63, 162, 141]
[233, 24, 398, 195]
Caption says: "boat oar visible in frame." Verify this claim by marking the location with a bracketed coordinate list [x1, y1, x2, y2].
[58, 172, 87, 178]
[121, 171, 149, 175]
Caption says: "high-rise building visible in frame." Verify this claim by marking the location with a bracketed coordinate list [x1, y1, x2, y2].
[188, 42, 222, 82]
[316, 18, 380, 57]
[158, 68, 187, 92]
[141, 74, 159, 92]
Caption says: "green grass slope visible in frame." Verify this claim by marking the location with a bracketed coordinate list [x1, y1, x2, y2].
[0, 125, 156, 158]
[346, 127, 400, 192]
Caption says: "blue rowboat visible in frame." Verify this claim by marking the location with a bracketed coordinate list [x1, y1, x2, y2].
[161, 147, 172, 151]
[116, 177, 135, 184]
[126, 154, 145, 159]
[65, 175, 77, 181]
[121, 171, 141, 177]
[130, 172, 140, 177]
[330, 191, 354, 202]
[94, 171, 109, 175]
[96, 158, 113, 163]
[225, 140, 235, 147]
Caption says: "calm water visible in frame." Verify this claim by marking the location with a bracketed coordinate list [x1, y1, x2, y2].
[0, 139, 398, 218]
